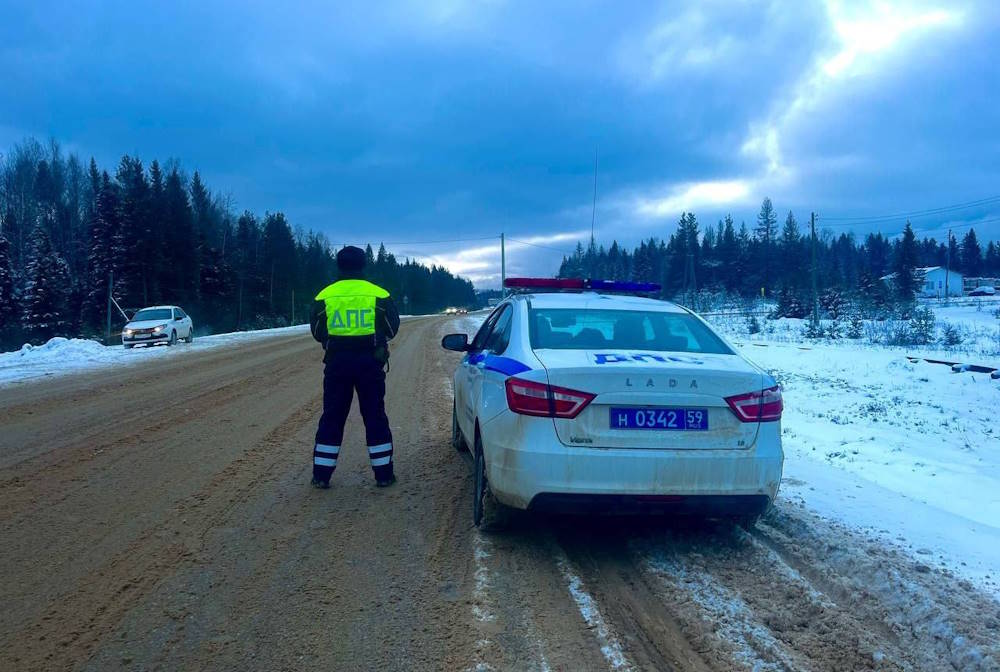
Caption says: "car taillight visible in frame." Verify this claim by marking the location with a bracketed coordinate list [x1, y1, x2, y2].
[725, 386, 783, 422]
[505, 377, 595, 419]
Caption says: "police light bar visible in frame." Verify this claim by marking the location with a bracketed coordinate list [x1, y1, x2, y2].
[504, 278, 660, 293]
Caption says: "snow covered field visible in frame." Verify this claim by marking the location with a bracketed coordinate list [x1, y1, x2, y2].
[730, 339, 1000, 594]
[0, 324, 311, 387]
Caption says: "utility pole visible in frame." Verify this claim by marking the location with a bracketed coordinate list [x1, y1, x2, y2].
[500, 232, 506, 295]
[811, 212, 819, 328]
[945, 228, 951, 303]
[291, 289, 295, 324]
[106, 270, 113, 344]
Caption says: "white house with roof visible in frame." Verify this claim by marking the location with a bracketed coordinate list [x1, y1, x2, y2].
[880, 266, 963, 298]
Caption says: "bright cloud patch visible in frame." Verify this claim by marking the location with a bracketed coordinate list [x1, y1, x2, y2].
[634, 180, 752, 218]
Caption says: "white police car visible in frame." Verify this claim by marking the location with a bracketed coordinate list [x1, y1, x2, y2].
[441, 278, 783, 529]
[122, 305, 194, 348]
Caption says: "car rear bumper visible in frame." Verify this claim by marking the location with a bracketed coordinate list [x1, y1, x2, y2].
[481, 415, 783, 511]
[528, 493, 771, 516]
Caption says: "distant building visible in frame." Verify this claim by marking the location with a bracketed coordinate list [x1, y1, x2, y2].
[880, 266, 963, 298]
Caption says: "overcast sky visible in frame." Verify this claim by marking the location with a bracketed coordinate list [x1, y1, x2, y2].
[3, 0, 999, 286]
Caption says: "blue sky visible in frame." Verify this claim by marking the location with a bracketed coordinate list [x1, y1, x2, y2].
[2, 0, 998, 286]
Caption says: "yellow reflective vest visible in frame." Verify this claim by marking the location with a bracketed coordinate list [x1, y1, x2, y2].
[314, 279, 390, 337]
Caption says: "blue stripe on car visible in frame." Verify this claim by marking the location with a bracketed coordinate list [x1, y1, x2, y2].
[484, 354, 531, 376]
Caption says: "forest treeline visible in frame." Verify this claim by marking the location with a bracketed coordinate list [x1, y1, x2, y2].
[559, 198, 1000, 316]
[0, 138, 476, 349]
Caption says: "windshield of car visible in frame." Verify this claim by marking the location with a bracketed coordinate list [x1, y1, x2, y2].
[131, 309, 172, 322]
[529, 308, 734, 354]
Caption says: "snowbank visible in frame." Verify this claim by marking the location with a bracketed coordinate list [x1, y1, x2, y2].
[0, 325, 310, 387]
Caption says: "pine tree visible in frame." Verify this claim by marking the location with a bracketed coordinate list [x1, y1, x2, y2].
[22, 226, 71, 343]
[83, 172, 120, 332]
[755, 197, 778, 294]
[984, 242, 1000, 276]
[961, 228, 982, 277]
[0, 235, 16, 337]
[893, 221, 920, 304]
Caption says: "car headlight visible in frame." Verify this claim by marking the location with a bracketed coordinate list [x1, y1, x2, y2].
[153, 324, 166, 332]
[123, 328, 133, 336]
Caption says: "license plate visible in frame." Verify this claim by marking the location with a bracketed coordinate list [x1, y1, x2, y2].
[609, 407, 709, 431]
[135, 334, 149, 339]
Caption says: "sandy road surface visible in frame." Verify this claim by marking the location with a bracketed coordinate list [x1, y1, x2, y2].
[1, 316, 997, 671]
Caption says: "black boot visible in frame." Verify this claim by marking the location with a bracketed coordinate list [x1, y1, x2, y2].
[375, 474, 397, 488]
[311, 477, 330, 489]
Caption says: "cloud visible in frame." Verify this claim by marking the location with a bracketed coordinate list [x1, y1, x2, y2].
[633, 180, 753, 219]
[402, 230, 586, 285]
[741, 1, 965, 183]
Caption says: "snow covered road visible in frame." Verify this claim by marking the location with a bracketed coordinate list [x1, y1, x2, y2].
[0, 315, 997, 671]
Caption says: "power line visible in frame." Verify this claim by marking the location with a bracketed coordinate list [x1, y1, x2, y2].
[507, 237, 577, 256]
[822, 195, 1000, 222]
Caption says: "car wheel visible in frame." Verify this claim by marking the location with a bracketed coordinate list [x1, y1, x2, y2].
[124, 344, 134, 349]
[736, 514, 760, 531]
[185, 328, 194, 344]
[451, 401, 467, 451]
[473, 431, 509, 532]
[168, 330, 177, 346]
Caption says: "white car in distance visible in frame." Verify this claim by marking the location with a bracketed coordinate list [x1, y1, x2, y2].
[122, 305, 194, 348]
[441, 278, 783, 530]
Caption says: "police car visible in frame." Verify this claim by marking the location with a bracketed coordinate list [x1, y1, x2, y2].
[441, 278, 783, 530]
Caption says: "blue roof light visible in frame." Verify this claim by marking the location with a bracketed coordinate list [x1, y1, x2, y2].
[587, 280, 661, 292]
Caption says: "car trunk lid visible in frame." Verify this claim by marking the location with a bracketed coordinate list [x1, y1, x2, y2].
[532, 349, 763, 450]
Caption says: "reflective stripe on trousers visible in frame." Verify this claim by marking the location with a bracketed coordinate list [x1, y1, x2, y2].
[368, 442, 393, 467]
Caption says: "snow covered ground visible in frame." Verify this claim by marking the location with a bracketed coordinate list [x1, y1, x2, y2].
[729, 339, 1000, 595]
[0, 325, 311, 387]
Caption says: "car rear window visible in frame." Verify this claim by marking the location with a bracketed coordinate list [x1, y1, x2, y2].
[529, 308, 734, 354]
[132, 308, 172, 321]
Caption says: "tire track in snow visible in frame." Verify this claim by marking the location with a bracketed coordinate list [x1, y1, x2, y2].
[639, 550, 805, 672]
[552, 547, 635, 671]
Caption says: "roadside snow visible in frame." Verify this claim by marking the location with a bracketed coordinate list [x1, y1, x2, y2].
[0, 325, 310, 387]
[733, 340, 1000, 595]
[0, 316, 436, 388]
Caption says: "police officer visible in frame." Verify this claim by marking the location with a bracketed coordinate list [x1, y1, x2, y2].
[309, 246, 400, 489]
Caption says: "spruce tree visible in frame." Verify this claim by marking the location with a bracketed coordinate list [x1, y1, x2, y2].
[0, 235, 16, 338]
[961, 228, 982, 277]
[755, 197, 778, 294]
[84, 172, 120, 332]
[893, 221, 920, 304]
[984, 242, 1000, 276]
[22, 226, 71, 343]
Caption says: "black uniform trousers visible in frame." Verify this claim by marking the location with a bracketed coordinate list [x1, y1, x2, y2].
[313, 350, 394, 483]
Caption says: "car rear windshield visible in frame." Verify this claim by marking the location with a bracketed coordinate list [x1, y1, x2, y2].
[132, 308, 172, 321]
[529, 308, 734, 354]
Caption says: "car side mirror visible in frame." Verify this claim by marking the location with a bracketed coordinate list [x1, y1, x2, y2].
[175, 316, 184, 321]
[441, 333, 470, 352]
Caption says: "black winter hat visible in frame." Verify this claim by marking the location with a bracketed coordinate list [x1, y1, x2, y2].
[336, 245, 366, 273]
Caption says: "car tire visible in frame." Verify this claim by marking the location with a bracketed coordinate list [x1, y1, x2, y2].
[473, 431, 510, 532]
[451, 401, 467, 451]
[185, 328, 194, 344]
[168, 330, 177, 346]
[736, 514, 760, 531]
[124, 344, 134, 349]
